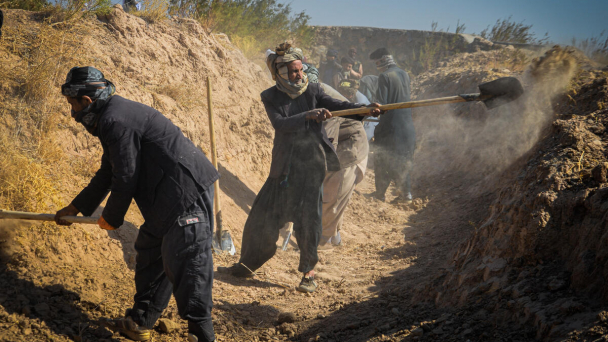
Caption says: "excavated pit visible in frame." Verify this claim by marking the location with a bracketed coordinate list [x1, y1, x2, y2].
[0, 7, 608, 342]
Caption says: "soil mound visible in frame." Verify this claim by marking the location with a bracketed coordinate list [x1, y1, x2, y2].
[0, 7, 272, 341]
[415, 48, 608, 340]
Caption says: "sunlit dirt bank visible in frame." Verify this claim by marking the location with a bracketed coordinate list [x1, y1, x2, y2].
[1, 6, 608, 342]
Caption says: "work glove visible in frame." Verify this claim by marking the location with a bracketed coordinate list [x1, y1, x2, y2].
[54, 204, 80, 226]
[98, 216, 116, 230]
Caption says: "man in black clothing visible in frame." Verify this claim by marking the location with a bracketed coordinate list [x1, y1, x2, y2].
[54, 67, 219, 342]
[217, 43, 381, 293]
[369, 47, 416, 203]
[320, 48, 342, 88]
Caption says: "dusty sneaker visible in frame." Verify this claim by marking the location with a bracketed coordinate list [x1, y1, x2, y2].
[101, 316, 151, 341]
[297, 275, 318, 293]
[317, 242, 334, 252]
[216, 264, 254, 278]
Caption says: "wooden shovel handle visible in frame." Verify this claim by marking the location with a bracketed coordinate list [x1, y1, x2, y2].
[0, 210, 99, 224]
[332, 94, 480, 117]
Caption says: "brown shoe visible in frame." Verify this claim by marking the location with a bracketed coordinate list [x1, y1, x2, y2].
[101, 316, 151, 341]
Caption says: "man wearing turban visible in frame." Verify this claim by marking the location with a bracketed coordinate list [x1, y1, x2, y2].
[55, 67, 219, 342]
[218, 43, 382, 293]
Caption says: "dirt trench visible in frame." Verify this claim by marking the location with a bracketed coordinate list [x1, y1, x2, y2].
[1, 7, 608, 342]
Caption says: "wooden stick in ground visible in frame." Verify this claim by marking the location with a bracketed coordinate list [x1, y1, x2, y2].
[207, 76, 224, 245]
[0, 209, 98, 224]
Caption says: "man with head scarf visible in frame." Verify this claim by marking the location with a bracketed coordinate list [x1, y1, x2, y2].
[369, 47, 416, 204]
[54, 67, 219, 342]
[217, 43, 382, 293]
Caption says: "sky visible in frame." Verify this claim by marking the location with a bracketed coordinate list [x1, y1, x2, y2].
[279, 0, 608, 45]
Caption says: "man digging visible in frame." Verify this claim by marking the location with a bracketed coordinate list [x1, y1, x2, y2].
[54, 67, 219, 342]
[217, 43, 382, 293]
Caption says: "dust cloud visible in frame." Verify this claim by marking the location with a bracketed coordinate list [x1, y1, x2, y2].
[0, 220, 27, 263]
[411, 47, 578, 190]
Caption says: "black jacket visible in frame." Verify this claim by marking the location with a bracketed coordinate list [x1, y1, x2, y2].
[71, 96, 219, 237]
[375, 65, 416, 156]
[261, 83, 364, 178]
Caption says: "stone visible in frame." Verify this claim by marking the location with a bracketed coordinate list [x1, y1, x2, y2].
[548, 278, 566, 291]
[432, 327, 444, 335]
[598, 311, 608, 323]
[391, 308, 400, 315]
[592, 163, 608, 183]
[461, 328, 473, 336]
[34, 303, 50, 317]
[277, 312, 296, 324]
[411, 327, 424, 336]
[158, 318, 178, 333]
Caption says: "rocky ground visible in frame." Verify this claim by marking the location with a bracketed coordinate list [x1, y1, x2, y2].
[1, 6, 608, 342]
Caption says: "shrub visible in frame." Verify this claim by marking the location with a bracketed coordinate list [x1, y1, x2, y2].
[170, 0, 313, 58]
[480, 16, 549, 45]
[572, 31, 608, 65]
[132, 0, 170, 23]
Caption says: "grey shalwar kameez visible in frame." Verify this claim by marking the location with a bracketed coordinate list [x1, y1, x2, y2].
[230, 83, 365, 276]
[374, 65, 416, 198]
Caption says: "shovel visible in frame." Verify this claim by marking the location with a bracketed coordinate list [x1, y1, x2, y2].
[332, 77, 524, 117]
[0, 209, 98, 224]
[207, 76, 236, 255]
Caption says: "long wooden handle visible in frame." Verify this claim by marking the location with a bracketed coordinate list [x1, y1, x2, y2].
[0, 210, 99, 224]
[332, 94, 480, 117]
[207, 77, 223, 241]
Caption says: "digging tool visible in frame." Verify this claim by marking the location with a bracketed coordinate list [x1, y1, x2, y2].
[0, 209, 98, 224]
[332, 76, 524, 117]
[207, 76, 236, 256]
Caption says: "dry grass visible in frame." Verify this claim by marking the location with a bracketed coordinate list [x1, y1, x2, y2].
[0, 14, 93, 214]
[132, 0, 169, 23]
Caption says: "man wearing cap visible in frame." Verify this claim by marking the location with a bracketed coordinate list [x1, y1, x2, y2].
[318, 79, 370, 250]
[320, 48, 342, 87]
[347, 48, 363, 79]
[369, 47, 416, 203]
[54, 66, 219, 342]
[217, 43, 382, 293]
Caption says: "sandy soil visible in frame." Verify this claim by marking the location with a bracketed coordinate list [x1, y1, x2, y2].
[1, 7, 608, 342]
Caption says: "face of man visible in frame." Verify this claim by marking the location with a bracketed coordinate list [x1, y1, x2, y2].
[327, 55, 335, 62]
[342, 63, 353, 72]
[348, 50, 356, 59]
[65, 96, 92, 120]
[287, 60, 304, 84]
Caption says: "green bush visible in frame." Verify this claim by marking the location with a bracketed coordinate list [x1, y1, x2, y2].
[170, 0, 313, 58]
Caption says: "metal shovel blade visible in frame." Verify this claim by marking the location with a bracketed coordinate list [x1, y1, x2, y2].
[211, 211, 235, 255]
[478, 76, 524, 109]
[220, 230, 236, 255]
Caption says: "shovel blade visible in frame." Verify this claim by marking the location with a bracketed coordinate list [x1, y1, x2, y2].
[220, 230, 236, 255]
[479, 77, 524, 109]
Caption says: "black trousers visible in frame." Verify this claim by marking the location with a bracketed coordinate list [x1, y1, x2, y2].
[374, 150, 413, 198]
[129, 187, 215, 342]
[237, 162, 325, 275]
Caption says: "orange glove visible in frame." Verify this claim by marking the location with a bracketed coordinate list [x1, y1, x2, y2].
[98, 216, 116, 230]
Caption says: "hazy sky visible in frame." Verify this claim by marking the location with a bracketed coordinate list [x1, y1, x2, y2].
[280, 0, 607, 44]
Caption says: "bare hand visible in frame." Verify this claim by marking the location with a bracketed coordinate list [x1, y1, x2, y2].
[307, 108, 333, 123]
[98, 216, 116, 230]
[54, 204, 79, 226]
[366, 103, 383, 117]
